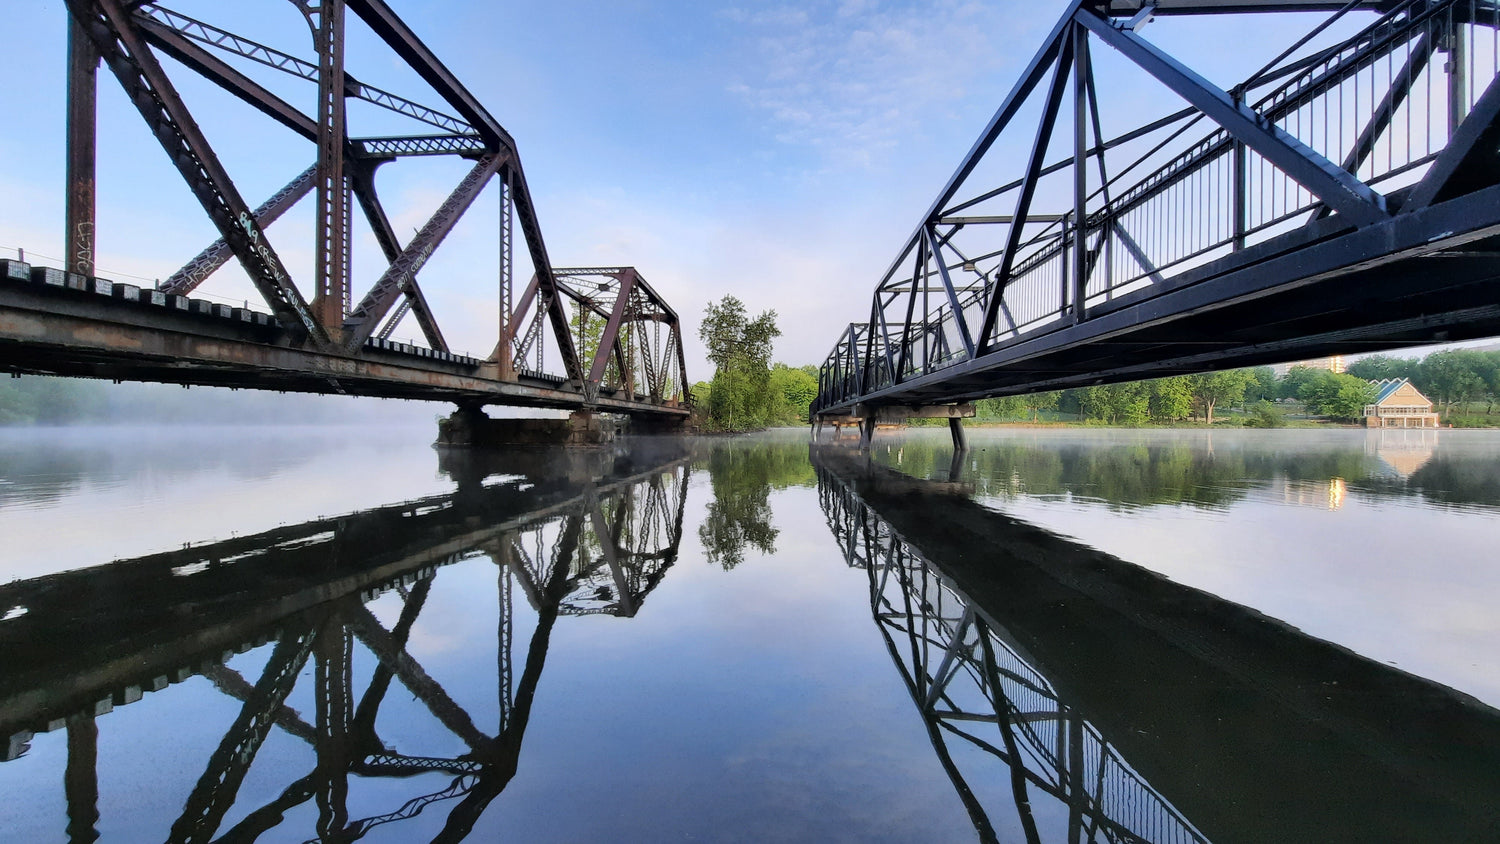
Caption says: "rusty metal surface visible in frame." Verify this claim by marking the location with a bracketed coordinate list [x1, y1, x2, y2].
[0, 282, 686, 416]
[34, 2, 689, 417]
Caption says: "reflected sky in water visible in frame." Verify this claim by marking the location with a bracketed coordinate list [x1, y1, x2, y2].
[864, 427, 1500, 706]
[0, 425, 1497, 842]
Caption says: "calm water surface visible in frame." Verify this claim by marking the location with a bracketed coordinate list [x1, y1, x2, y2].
[1, 424, 1497, 842]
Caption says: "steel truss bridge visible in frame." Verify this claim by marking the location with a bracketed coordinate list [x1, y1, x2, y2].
[814, 0, 1500, 423]
[0, 442, 690, 841]
[813, 447, 1500, 843]
[0, 2, 688, 418]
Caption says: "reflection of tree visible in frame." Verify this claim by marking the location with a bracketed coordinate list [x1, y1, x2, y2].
[696, 438, 816, 570]
[887, 431, 1500, 511]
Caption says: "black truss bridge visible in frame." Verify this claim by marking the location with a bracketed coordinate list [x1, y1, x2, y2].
[0, 440, 691, 841]
[1, 2, 689, 420]
[815, 0, 1500, 421]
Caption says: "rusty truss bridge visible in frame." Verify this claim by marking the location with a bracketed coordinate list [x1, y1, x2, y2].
[814, 447, 1500, 843]
[814, 0, 1500, 431]
[0, 2, 688, 419]
[0, 441, 690, 841]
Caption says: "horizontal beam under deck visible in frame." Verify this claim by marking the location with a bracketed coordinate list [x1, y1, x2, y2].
[0, 283, 686, 418]
[817, 185, 1500, 415]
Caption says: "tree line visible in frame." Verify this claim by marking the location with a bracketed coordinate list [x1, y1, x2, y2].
[691, 292, 1500, 430]
[1345, 350, 1500, 412]
[976, 365, 1388, 426]
[693, 296, 817, 431]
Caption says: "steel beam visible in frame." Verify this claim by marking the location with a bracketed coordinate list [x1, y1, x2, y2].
[977, 33, 1075, 352]
[312, 0, 351, 332]
[1077, 7, 1389, 226]
[160, 165, 316, 296]
[342, 154, 503, 352]
[65, 15, 98, 279]
[69, 0, 326, 344]
[133, 16, 317, 141]
[351, 167, 449, 352]
[167, 630, 316, 844]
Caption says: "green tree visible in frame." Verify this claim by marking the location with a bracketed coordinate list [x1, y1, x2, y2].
[1191, 369, 1254, 424]
[976, 395, 1026, 420]
[1022, 391, 1060, 422]
[1149, 376, 1193, 422]
[1347, 354, 1418, 383]
[1298, 371, 1375, 419]
[1420, 350, 1487, 410]
[698, 296, 781, 431]
[1279, 365, 1321, 401]
[1078, 382, 1149, 425]
[1244, 366, 1278, 405]
[769, 363, 818, 424]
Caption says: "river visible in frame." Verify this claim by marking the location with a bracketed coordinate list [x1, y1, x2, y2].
[1, 425, 1497, 842]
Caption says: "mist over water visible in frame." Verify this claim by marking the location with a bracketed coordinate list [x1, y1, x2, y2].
[1, 426, 1497, 842]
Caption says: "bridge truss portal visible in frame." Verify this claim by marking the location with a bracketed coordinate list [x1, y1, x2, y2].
[815, 0, 1500, 418]
[0, 1, 688, 418]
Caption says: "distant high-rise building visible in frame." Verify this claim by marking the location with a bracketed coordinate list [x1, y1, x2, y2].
[1271, 355, 1346, 378]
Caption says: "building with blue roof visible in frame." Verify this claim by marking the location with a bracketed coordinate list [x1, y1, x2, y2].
[1362, 378, 1440, 428]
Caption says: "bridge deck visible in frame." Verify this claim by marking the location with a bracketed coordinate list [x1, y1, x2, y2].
[0, 260, 687, 417]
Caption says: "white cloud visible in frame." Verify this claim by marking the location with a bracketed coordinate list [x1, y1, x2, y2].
[724, 0, 1033, 168]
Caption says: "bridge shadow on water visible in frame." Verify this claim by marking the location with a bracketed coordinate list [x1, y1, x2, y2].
[0, 438, 691, 842]
[813, 444, 1500, 843]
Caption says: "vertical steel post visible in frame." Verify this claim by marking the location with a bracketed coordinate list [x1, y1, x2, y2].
[1232, 140, 1247, 250]
[949, 416, 968, 452]
[1072, 22, 1088, 324]
[497, 547, 513, 732]
[1447, 18, 1468, 136]
[498, 173, 515, 379]
[65, 14, 98, 278]
[314, 616, 351, 841]
[64, 714, 99, 844]
[313, 0, 349, 333]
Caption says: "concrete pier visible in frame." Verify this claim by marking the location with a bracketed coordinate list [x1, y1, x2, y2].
[436, 407, 621, 448]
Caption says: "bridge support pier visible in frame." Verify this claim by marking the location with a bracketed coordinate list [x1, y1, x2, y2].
[949, 416, 968, 453]
[436, 406, 620, 448]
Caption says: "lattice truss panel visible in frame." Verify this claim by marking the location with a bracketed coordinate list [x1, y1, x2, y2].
[60, 0, 605, 380]
[818, 0, 1500, 410]
[509, 266, 690, 404]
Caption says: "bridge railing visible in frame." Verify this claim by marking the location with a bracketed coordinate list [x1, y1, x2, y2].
[813, 0, 1500, 415]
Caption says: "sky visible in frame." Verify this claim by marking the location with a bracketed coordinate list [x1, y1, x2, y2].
[0, 1, 1489, 386]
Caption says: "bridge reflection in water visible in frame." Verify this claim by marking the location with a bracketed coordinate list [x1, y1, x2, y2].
[0, 441, 690, 842]
[814, 447, 1500, 844]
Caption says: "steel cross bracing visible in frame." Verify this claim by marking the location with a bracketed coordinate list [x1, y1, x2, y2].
[7, 1, 689, 417]
[814, 0, 1500, 419]
[0, 446, 691, 841]
[818, 472, 1210, 844]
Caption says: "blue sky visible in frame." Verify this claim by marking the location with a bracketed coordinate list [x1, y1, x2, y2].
[2, 1, 1468, 379]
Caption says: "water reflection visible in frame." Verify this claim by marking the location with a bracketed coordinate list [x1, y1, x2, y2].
[692, 437, 816, 570]
[0, 440, 690, 842]
[879, 429, 1500, 512]
[814, 446, 1500, 843]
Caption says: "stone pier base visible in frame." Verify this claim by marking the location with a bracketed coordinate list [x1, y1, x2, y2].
[436, 407, 620, 448]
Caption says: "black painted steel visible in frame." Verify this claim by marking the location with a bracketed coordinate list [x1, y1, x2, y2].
[815, 0, 1500, 418]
